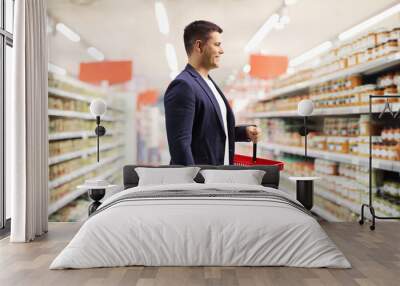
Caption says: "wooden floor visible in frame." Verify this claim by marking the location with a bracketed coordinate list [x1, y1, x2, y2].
[0, 222, 399, 286]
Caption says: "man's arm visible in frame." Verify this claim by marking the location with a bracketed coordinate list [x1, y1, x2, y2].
[234, 125, 250, 142]
[164, 80, 195, 165]
[234, 125, 262, 142]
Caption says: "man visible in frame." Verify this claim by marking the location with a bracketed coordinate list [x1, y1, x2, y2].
[164, 20, 261, 165]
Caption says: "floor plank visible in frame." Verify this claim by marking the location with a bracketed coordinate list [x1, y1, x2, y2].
[0, 222, 398, 286]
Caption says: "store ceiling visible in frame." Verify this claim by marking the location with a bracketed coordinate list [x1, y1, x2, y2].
[47, 0, 399, 93]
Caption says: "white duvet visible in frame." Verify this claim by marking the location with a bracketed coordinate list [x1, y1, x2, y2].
[50, 183, 351, 269]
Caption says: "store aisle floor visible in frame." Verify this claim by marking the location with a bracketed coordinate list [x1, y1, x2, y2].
[0, 222, 398, 286]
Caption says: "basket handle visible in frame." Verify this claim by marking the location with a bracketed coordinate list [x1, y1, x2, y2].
[248, 124, 258, 162]
[252, 142, 257, 162]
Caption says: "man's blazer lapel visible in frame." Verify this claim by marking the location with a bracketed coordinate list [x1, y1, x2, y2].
[185, 64, 225, 134]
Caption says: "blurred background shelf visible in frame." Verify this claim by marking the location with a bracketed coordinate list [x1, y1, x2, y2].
[49, 154, 123, 189]
[263, 52, 400, 100]
[48, 108, 120, 122]
[47, 72, 129, 221]
[258, 142, 400, 172]
[48, 141, 124, 165]
[247, 102, 400, 118]
[48, 130, 123, 141]
[48, 163, 123, 215]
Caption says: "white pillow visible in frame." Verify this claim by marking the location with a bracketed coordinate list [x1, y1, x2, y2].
[135, 167, 200, 186]
[200, 169, 266, 185]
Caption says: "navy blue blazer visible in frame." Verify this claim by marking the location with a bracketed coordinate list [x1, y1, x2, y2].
[164, 64, 249, 165]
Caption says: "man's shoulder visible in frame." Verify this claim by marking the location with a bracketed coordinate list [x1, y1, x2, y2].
[166, 71, 196, 91]
[175, 69, 196, 84]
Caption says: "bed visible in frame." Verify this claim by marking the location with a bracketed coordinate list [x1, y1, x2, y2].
[50, 165, 350, 269]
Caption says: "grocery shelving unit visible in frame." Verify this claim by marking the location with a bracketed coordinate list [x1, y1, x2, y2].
[48, 72, 126, 221]
[246, 102, 400, 118]
[48, 130, 123, 141]
[240, 32, 400, 222]
[48, 162, 123, 215]
[49, 141, 124, 165]
[257, 143, 400, 172]
[263, 52, 400, 101]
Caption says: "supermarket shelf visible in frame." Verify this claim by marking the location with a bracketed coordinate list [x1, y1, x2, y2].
[281, 172, 387, 220]
[247, 102, 400, 118]
[48, 87, 125, 112]
[48, 130, 123, 141]
[49, 154, 123, 189]
[49, 141, 124, 165]
[264, 52, 400, 100]
[48, 109, 122, 122]
[50, 72, 105, 93]
[48, 163, 123, 215]
[48, 87, 92, 103]
[259, 142, 400, 172]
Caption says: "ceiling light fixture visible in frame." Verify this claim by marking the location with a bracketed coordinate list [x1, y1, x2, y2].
[165, 43, 178, 72]
[55, 23, 80, 42]
[289, 41, 333, 67]
[284, 0, 299, 6]
[245, 13, 280, 53]
[87, 47, 105, 61]
[338, 3, 400, 41]
[169, 70, 179, 80]
[243, 64, 251, 73]
[155, 1, 170, 35]
[48, 63, 67, 76]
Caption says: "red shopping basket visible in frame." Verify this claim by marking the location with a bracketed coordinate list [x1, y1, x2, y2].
[234, 143, 284, 171]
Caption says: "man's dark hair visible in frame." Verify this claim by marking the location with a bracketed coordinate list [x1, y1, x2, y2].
[184, 20, 223, 56]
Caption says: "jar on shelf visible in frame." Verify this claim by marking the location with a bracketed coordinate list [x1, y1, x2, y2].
[367, 47, 373, 62]
[377, 44, 385, 58]
[371, 88, 385, 104]
[367, 32, 377, 48]
[390, 27, 400, 42]
[384, 39, 398, 56]
[349, 137, 358, 154]
[395, 143, 400, 161]
[394, 128, 400, 143]
[384, 85, 398, 102]
[387, 143, 397, 161]
[377, 29, 390, 45]
[359, 115, 371, 136]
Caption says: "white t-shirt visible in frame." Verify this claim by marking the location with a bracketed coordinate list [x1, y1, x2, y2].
[203, 76, 230, 165]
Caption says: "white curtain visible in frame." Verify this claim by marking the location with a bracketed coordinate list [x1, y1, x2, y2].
[8, 0, 48, 242]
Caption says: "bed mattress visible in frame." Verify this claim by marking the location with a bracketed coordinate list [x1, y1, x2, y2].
[50, 183, 351, 269]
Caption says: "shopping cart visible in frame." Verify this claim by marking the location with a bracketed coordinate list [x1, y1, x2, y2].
[234, 143, 284, 171]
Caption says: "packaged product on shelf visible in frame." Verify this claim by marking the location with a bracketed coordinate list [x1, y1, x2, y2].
[377, 29, 390, 45]
[314, 159, 338, 176]
[381, 180, 400, 198]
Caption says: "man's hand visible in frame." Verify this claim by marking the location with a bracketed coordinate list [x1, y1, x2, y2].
[246, 126, 262, 143]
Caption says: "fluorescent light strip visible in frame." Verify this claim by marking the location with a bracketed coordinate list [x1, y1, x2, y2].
[169, 70, 179, 80]
[87, 47, 105, 61]
[245, 13, 280, 53]
[339, 3, 400, 41]
[55, 23, 80, 42]
[165, 43, 178, 72]
[48, 63, 67, 76]
[289, 41, 333, 67]
[284, 0, 299, 6]
[155, 1, 169, 35]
